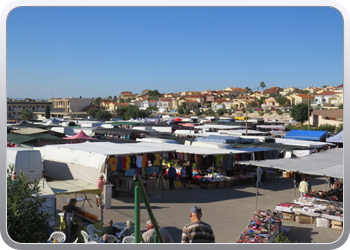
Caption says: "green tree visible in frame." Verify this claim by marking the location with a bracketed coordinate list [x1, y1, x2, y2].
[7, 167, 53, 243]
[260, 81, 266, 92]
[147, 90, 163, 100]
[45, 103, 51, 119]
[177, 106, 184, 115]
[204, 108, 215, 116]
[94, 110, 112, 120]
[21, 108, 33, 120]
[184, 107, 191, 115]
[216, 108, 225, 116]
[338, 103, 343, 109]
[275, 96, 289, 107]
[194, 108, 201, 116]
[335, 123, 343, 134]
[94, 97, 102, 107]
[124, 105, 141, 120]
[290, 103, 312, 124]
[87, 108, 97, 118]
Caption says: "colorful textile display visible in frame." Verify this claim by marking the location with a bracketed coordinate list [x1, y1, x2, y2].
[237, 209, 281, 243]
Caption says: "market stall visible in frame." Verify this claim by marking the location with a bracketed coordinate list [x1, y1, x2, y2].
[37, 141, 174, 195]
[237, 209, 282, 243]
[47, 179, 103, 242]
[275, 194, 343, 230]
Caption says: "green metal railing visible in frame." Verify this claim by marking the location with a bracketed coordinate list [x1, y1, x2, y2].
[133, 174, 163, 243]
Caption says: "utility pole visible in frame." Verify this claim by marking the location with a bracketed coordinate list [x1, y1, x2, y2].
[245, 91, 248, 136]
[308, 92, 310, 130]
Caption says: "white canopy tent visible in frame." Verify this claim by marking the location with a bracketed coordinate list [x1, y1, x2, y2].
[274, 138, 334, 148]
[237, 148, 343, 179]
[237, 148, 343, 212]
[35, 141, 174, 184]
[326, 130, 343, 143]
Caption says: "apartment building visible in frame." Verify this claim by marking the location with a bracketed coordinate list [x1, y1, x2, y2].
[7, 101, 52, 120]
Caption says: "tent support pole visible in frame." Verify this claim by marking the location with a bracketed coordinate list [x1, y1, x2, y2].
[255, 165, 259, 213]
[294, 172, 296, 197]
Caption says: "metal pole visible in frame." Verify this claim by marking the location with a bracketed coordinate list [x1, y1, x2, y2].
[134, 176, 140, 243]
[308, 93, 310, 130]
[245, 91, 248, 136]
[294, 172, 296, 197]
[256, 166, 259, 212]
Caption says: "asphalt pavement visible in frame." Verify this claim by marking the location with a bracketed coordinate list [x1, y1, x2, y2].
[54, 174, 343, 244]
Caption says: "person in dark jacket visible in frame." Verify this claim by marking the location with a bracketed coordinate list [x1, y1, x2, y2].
[167, 163, 177, 190]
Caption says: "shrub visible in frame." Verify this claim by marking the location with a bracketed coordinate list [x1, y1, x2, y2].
[273, 233, 291, 243]
[276, 109, 283, 115]
[7, 166, 53, 243]
[258, 111, 265, 116]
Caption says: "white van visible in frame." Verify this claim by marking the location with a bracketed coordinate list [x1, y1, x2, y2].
[7, 147, 43, 182]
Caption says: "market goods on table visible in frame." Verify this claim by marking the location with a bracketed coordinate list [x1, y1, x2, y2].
[237, 209, 282, 243]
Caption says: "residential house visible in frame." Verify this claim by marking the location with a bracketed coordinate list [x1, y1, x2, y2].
[157, 98, 173, 113]
[141, 89, 151, 95]
[262, 87, 281, 96]
[224, 87, 247, 97]
[310, 109, 343, 127]
[139, 100, 158, 110]
[211, 98, 233, 111]
[287, 94, 315, 106]
[313, 91, 337, 109]
[231, 96, 258, 110]
[119, 91, 135, 101]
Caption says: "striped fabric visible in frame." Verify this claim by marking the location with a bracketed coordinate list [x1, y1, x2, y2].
[181, 221, 215, 243]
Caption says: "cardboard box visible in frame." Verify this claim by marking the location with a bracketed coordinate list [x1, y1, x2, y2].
[331, 220, 343, 226]
[225, 181, 231, 187]
[200, 182, 217, 189]
[295, 215, 316, 224]
[331, 225, 343, 230]
[282, 212, 295, 221]
[218, 181, 225, 188]
[316, 218, 330, 228]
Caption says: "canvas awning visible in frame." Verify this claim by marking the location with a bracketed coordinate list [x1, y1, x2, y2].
[7, 133, 68, 144]
[9, 127, 50, 135]
[36, 141, 175, 173]
[326, 130, 343, 143]
[284, 130, 327, 141]
[237, 148, 343, 179]
[136, 142, 249, 156]
[63, 130, 96, 140]
[47, 179, 101, 195]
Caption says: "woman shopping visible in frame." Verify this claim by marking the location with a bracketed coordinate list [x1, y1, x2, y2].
[64, 198, 81, 240]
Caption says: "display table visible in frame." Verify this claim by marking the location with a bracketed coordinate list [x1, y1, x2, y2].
[237, 209, 281, 243]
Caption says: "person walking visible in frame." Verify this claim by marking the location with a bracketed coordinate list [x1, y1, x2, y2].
[96, 174, 106, 207]
[167, 163, 177, 190]
[142, 218, 174, 243]
[256, 167, 263, 185]
[180, 161, 187, 189]
[181, 206, 215, 243]
[185, 161, 193, 189]
[299, 177, 309, 199]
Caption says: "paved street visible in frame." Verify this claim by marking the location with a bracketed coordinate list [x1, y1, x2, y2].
[54, 175, 343, 244]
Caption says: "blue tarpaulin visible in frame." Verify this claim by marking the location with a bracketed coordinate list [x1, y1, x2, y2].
[284, 130, 327, 141]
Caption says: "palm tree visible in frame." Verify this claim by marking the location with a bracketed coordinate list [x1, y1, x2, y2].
[260, 82, 266, 92]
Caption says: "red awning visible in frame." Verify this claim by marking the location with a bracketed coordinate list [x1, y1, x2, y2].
[63, 130, 96, 140]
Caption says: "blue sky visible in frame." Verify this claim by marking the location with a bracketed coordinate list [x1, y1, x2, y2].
[7, 7, 343, 99]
